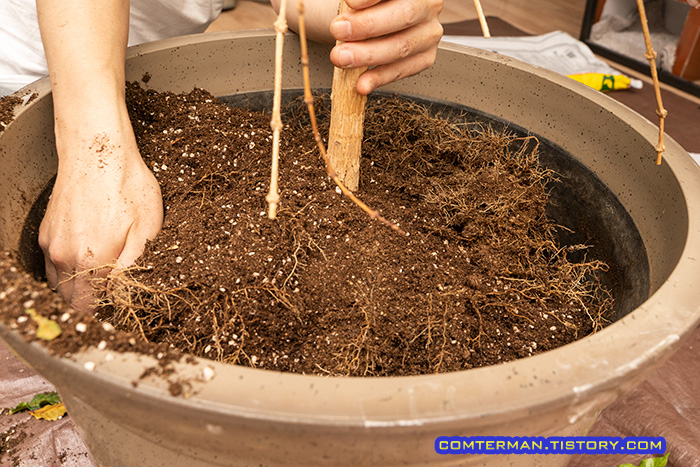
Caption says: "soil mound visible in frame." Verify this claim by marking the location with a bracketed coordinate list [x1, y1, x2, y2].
[0, 84, 612, 377]
[90, 84, 612, 376]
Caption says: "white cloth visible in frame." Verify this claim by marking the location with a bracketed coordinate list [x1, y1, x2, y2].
[0, 0, 223, 94]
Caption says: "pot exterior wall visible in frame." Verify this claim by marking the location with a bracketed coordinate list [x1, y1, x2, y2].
[2, 327, 591, 467]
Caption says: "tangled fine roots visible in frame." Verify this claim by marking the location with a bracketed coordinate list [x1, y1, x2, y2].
[94, 84, 613, 377]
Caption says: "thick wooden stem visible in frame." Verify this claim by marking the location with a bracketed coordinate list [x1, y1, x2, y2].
[473, 0, 491, 38]
[327, 1, 368, 192]
[636, 0, 667, 165]
[266, 0, 288, 219]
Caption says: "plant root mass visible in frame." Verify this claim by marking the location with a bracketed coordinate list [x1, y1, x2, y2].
[2, 83, 613, 377]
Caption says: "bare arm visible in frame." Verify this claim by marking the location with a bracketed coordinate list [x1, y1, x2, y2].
[271, 0, 444, 95]
[37, 0, 162, 311]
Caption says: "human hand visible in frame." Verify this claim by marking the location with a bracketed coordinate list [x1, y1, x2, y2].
[328, 0, 444, 95]
[35, 0, 162, 312]
[38, 127, 162, 313]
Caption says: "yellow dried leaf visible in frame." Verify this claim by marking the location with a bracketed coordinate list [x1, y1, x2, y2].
[36, 319, 62, 341]
[30, 402, 66, 421]
[26, 308, 62, 341]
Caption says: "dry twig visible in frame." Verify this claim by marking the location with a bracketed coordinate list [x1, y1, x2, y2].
[473, 0, 491, 38]
[266, 0, 288, 218]
[636, 0, 668, 165]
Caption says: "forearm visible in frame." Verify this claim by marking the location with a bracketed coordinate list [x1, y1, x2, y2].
[37, 0, 133, 161]
[36, 0, 162, 311]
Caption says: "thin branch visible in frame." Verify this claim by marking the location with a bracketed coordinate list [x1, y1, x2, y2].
[473, 0, 491, 38]
[297, 0, 406, 235]
[266, 0, 288, 218]
[636, 0, 667, 165]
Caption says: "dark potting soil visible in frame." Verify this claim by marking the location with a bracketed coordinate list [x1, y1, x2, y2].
[0, 251, 192, 394]
[0, 83, 613, 378]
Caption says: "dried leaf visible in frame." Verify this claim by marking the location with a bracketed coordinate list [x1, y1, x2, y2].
[9, 391, 62, 415]
[30, 402, 66, 421]
[25, 308, 62, 341]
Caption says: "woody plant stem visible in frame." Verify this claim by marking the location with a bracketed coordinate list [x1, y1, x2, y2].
[473, 0, 490, 38]
[636, 0, 668, 165]
[266, 0, 288, 218]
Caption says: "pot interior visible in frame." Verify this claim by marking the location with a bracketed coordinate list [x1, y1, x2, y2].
[18, 89, 649, 323]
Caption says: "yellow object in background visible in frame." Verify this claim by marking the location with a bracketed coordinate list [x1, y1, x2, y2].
[567, 73, 642, 92]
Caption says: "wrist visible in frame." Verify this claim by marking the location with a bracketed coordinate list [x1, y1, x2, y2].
[53, 112, 144, 181]
[53, 92, 138, 155]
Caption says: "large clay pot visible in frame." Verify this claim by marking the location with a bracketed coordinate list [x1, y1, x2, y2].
[1, 30, 699, 466]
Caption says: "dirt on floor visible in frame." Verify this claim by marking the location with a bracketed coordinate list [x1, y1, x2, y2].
[0, 420, 26, 467]
[0, 83, 613, 378]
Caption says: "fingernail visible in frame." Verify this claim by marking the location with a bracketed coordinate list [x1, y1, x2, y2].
[330, 20, 352, 41]
[337, 49, 354, 67]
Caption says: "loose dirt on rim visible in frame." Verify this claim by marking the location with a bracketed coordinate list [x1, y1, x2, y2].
[0, 95, 22, 133]
[0, 83, 613, 377]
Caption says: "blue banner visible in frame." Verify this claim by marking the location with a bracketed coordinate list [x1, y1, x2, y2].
[434, 436, 666, 455]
